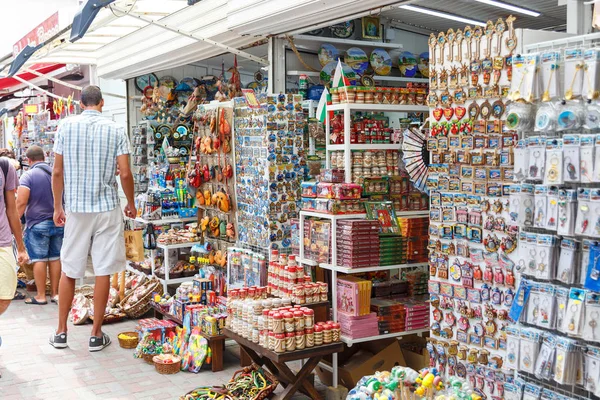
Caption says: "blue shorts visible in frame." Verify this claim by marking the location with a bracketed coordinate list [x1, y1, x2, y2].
[24, 220, 64, 263]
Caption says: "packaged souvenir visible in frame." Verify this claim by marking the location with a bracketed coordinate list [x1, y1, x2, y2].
[301, 181, 318, 198]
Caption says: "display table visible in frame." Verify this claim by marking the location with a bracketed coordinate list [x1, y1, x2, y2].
[151, 303, 226, 372]
[223, 328, 343, 400]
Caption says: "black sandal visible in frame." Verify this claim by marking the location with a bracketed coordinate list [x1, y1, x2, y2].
[24, 297, 47, 305]
[12, 291, 25, 300]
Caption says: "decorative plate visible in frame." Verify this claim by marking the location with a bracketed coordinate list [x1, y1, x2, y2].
[398, 51, 418, 77]
[156, 124, 172, 140]
[306, 28, 324, 36]
[175, 125, 188, 137]
[180, 77, 198, 88]
[318, 44, 340, 67]
[418, 52, 430, 77]
[159, 76, 178, 89]
[331, 21, 354, 38]
[135, 73, 158, 92]
[319, 61, 357, 85]
[143, 85, 154, 99]
[345, 47, 369, 74]
[370, 48, 392, 76]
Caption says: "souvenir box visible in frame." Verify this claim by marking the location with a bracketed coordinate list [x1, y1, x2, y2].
[301, 181, 318, 198]
[363, 177, 390, 196]
[316, 183, 363, 200]
[337, 276, 372, 316]
[320, 169, 345, 183]
[312, 198, 365, 214]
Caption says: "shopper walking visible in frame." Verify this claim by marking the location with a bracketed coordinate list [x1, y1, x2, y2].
[17, 145, 63, 305]
[50, 85, 136, 352]
[0, 155, 30, 377]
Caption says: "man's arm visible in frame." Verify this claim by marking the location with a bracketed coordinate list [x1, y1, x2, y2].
[6, 189, 27, 264]
[16, 186, 30, 218]
[117, 154, 136, 218]
[52, 154, 66, 226]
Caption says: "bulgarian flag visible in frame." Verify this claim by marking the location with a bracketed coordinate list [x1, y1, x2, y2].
[331, 59, 351, 88]
[316, 86, 331, 124]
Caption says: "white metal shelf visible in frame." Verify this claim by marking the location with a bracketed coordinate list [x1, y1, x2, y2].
[396, 210, 429, 217]
[320, 262, 428, 274]
[156, 241, 202, 250]
[297, 257, 318, 267]
[156, 276, 195, 286]
[327, 103, 429, 113]
[288, 34, 403, 50]
[373, 75, 429, 83]
[327, 143, 401, 151]
[134, 216, 197, 225]
[341, 328, 429, 346]
[299, 210, 366, 220]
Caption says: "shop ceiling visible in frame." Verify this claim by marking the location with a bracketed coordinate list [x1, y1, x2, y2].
[14, 0, 411, 80]
[383, 0, 567, 34]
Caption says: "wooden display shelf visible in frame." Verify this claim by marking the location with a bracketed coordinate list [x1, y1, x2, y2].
[151, 303, 226, 372]
[224, 328, 343, 400]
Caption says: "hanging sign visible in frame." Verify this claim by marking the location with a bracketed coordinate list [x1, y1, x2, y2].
[13, 12, 60, 56]
[23, 104, 40, 114]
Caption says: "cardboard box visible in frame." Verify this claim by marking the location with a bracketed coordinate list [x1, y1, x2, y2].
[400, 334, 429, 371]
[316, 339, 406, 389]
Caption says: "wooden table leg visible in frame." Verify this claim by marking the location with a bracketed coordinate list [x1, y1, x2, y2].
[271, 356, 322, 400]
[211, 337, 225, 372]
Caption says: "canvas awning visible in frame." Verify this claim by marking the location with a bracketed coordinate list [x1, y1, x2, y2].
[0, 63, 65, 92]
[7, 0, 408, 80]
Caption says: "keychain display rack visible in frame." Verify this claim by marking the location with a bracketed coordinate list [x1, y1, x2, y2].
[502, 31, 600, 400]
[425, 17, 521, 400]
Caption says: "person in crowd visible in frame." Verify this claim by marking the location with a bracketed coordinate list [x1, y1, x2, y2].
[17, 145, 63, 305]
[50, 85, 136, 352]
[0, 153, 29, 377]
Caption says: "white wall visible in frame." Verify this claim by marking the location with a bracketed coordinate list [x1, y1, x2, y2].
[388, 28, 429, 56]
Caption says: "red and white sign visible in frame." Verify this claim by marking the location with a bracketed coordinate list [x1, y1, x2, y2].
[13, 12, 60, 56]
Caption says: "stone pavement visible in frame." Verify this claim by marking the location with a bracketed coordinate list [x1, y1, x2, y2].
[0, 295, 325, 400]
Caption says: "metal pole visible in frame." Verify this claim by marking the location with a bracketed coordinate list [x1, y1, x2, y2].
[11, 75, 76, 103]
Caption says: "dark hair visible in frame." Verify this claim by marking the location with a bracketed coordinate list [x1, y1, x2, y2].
[81, 85, 103, 107]
[25, 145, 45, 162]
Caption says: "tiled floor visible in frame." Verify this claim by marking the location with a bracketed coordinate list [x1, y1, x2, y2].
[0, 294, 324, 399]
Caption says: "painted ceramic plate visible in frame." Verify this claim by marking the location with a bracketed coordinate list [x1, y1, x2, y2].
[398, 51, 418, 77]
[318, 44, 340, 67]
[418, 52, 430, 77]
[370, 48, 392, 76]
[175, 125, 188, 137]
[181, 77, 198, 88]
[135, 73, 158, 92]
[159, 76, 178, 89]
[345, 47, 369, 74]
[156, 124, 171, 139]
[331, 21, 354, 38]
[320, 61, 357, 85]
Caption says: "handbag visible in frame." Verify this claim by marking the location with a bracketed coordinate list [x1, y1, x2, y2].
[124, 220, 145, 262]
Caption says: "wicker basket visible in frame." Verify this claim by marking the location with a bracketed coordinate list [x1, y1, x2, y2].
[142, 352, 156, 364]
[119, 279, 163, 319]
[117, 331, 139, 349]
[227, 364, 278, 400]
[89, 312, 127, 325]
[153, 355, 181, 374]
[170, 271, 183, 279]
[182, 269, 197, 277]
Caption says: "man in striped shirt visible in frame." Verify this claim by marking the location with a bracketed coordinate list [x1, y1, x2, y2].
[50, 86, 136, 352]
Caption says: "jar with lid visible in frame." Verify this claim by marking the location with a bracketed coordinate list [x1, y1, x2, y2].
[268, 331, 275, 350]
[295, 264, 304, 282]
[322, 324, 332, 344]
[292, 285, 305, 304]
[304, 309, 315, 329]
[346, 87, 356, 103]
[305, 328, 314, 348]
[365, 87, 374, 104]
[274, 333, 285, 353]
[356, 87, 365, 103]
[319, 282, 328, 302]
[267, 310, 275, 331]
[251, 328, 259, 343]
[272, 312, 284, 334]
[254, 300, 263, 316]
[314, 324, 324, 346]
[331, 323, 341, 342]
[331, 88, 339, 104]
[259, 329, 268, 347]
[285, 332, 296, 352]
[293, 310, 305, 331]
[272, 298, 282, 309]
[284, 312, 295, 333]
[295, 331, 306, 350]
[262, 299, 272, 311]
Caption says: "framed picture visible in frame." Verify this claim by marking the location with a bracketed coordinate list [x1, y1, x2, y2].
[362, 16, 381, 39]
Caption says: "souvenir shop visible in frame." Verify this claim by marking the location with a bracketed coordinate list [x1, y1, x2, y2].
[17, 1, 600, 399]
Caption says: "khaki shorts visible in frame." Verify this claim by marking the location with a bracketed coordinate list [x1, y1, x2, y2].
[61, 207, 126, 279]
[0, 246, 17, 300]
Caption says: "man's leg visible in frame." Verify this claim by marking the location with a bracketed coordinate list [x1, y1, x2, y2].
[0, 300, 10, 316]
[90, 275, 110, 337]
[56, 273, 75, 335]
[31, 261, 49, 303]
[48, 260, 61, 299]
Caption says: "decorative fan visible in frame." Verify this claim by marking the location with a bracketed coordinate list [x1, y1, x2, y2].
[402, 125, 429, 193]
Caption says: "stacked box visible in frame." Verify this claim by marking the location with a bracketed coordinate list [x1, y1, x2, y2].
[370, 298, 406, 334]
[405, 270, 429, 296]
[372, 279, 409, 298]
[304, 219, 331, 264]
[338, 312, 379, 339]
[379, 235, 407, 266]
[337, 220, 380, 268]
[405, 302, 430, 331]
[337, 275, 372, 316]
[398, 217, 429, 263]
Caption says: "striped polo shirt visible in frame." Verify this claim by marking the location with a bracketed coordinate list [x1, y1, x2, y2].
[54, 110, 130, 213]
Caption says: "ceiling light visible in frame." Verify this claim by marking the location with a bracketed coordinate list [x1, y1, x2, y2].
[473, 0, 540, 17]
[398, 5, 487, 27]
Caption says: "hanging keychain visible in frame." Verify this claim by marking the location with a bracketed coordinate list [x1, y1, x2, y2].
[513, 140, 529, 181]
[557, 238, 579, 284]
[581, 134, 596, 183]
[534, 185, 548, 229]
[563, 134, 581, 183]
[546, 186, 559, 231]
[527, 136, 547, 181]
[557, 189, 577, 236]
[544, 138, 564, 185]
[576, 188, 593, 236]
